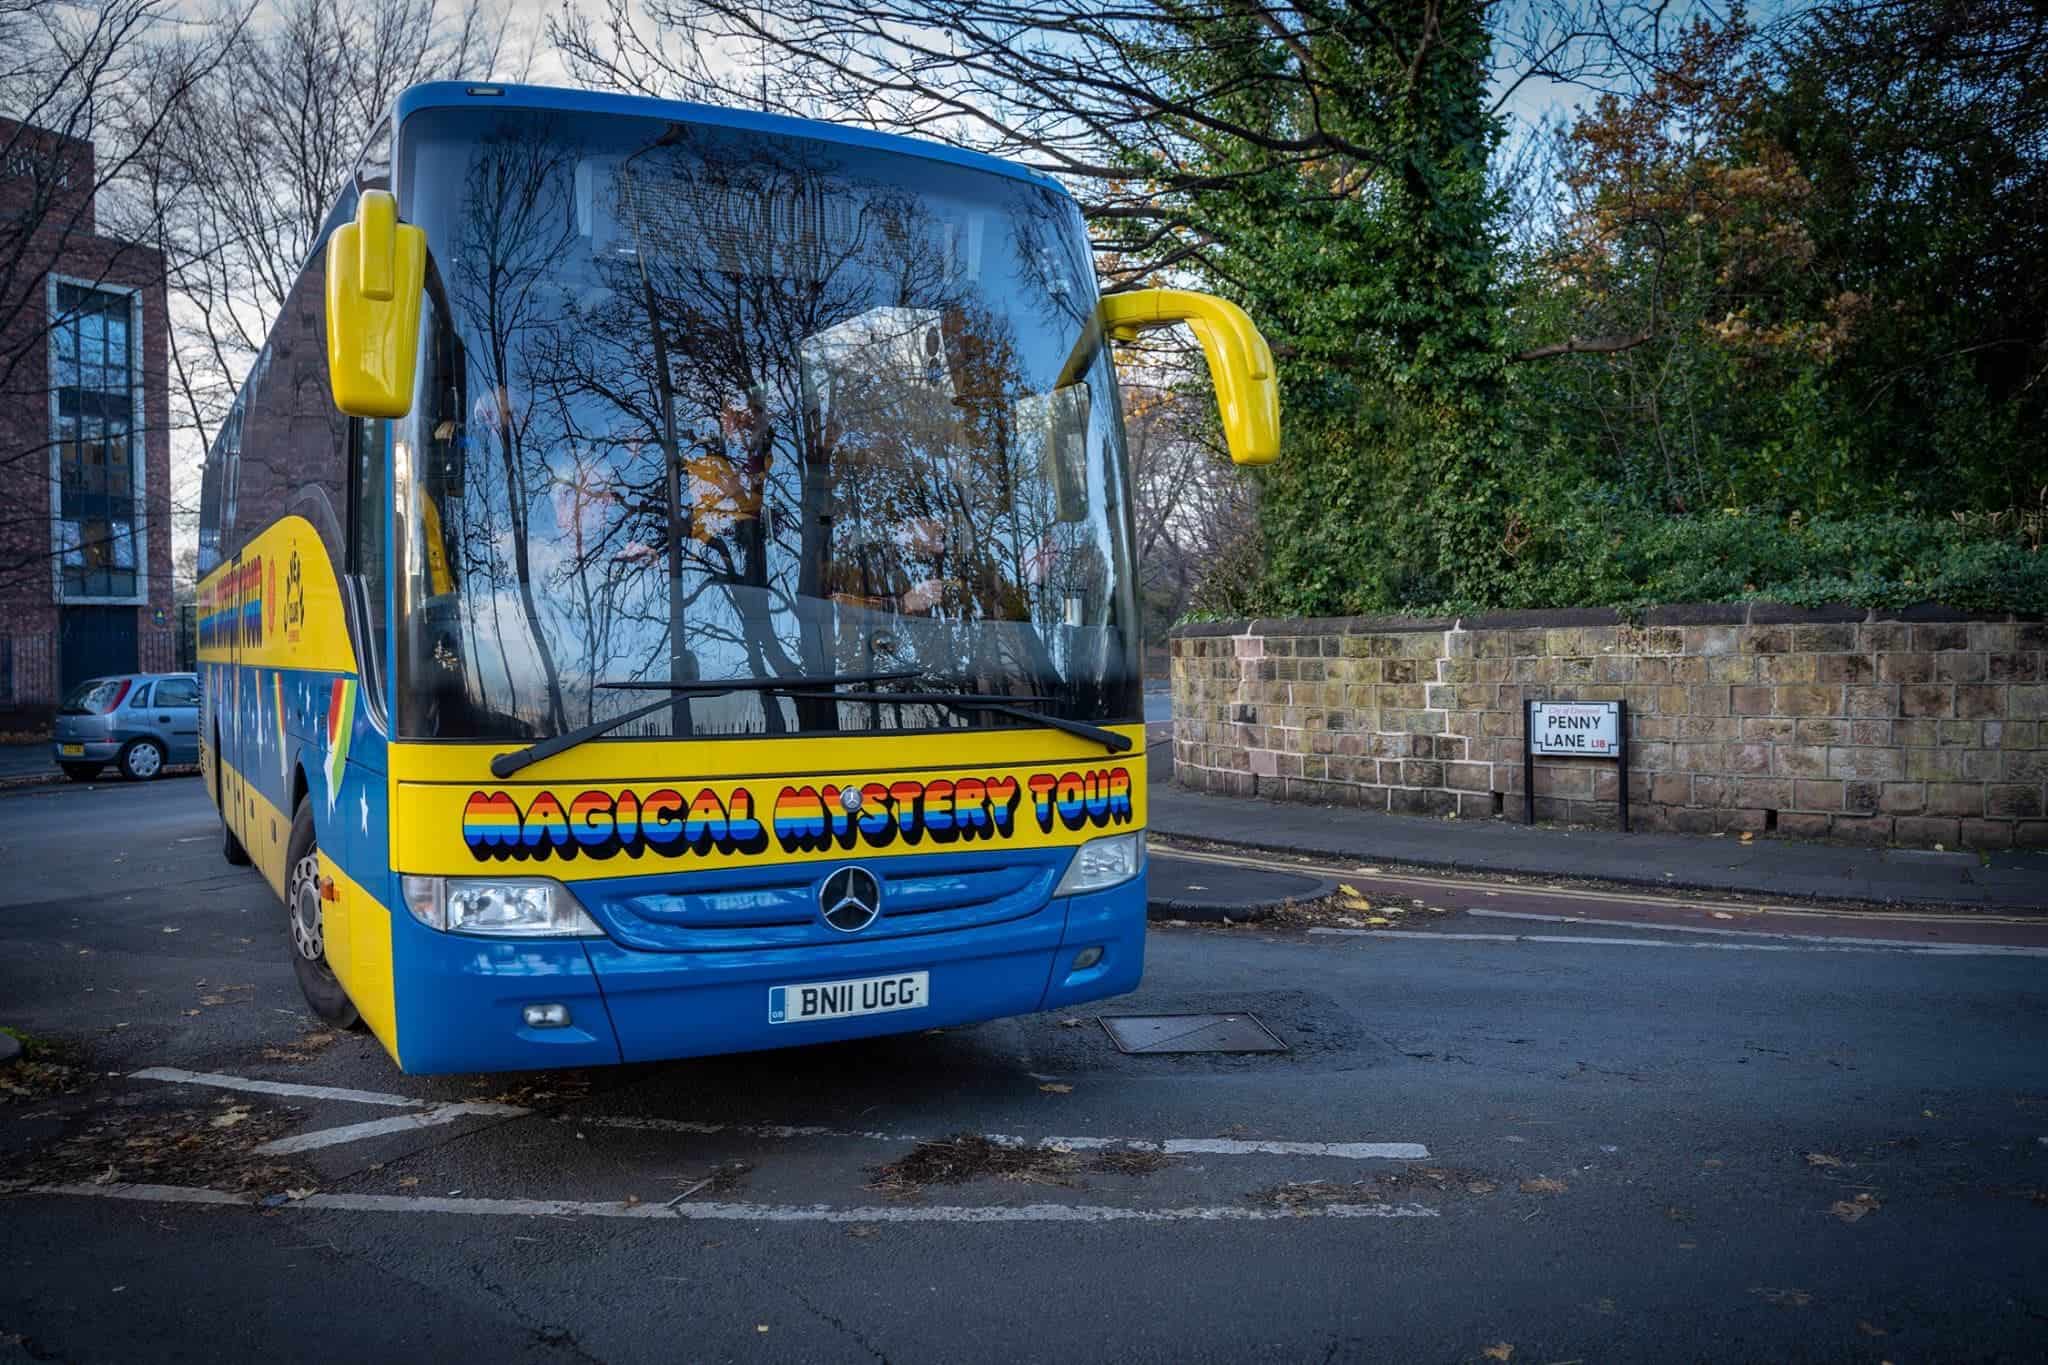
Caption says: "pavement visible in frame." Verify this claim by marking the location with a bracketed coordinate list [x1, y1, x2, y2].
[0, 742, 51, 783]
[1146, 853, 1333, 921]
[1150, 781, 2048, 910]
[4, 779, 2048, 1362]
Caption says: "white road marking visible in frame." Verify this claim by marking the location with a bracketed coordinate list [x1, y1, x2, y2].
[255, 1103, 530, 1155]
[1465, 907, 2048, 953]
[129, 1069, 1427, 1160]
[129, 1067, 526, 1113]
[34, 1182, 1438, 1223]
[570, 1114, 1426, 1159]
[1308, 928, 2048, 957]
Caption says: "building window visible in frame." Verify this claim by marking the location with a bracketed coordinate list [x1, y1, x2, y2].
[52, 282, 140, 600]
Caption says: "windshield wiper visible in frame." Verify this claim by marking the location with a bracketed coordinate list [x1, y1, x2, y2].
[787, 690, 1133, 755]
[592, 670, 918, 692]
[489, 671, 921, 778]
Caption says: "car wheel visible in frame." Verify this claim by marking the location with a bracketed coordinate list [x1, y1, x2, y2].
[119, 738, 166, 781]
[286, 799, 360, 1029]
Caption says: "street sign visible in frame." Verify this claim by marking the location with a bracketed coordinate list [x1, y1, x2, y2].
[1523, 699, 1630, 833]
[1529, 701, 1620, 755]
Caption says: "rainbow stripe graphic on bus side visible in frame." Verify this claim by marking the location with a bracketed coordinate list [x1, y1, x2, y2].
[324, 678, 356, 812]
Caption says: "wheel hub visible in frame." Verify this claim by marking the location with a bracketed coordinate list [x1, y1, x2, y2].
[129, 744, 160, 777]
[289, 853, 325, 961]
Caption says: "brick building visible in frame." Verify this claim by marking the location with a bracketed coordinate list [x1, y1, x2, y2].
[0, 118, 173, 727]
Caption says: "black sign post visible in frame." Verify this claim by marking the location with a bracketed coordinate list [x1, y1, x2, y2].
[1524, 698, 1630, 832]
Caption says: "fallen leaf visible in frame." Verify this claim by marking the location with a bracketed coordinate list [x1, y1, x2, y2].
[1039, 1082, 1073, 1094]
[756, 1325, 770, 1334]
[286, 1187, 315, 1200]
[1739, 831, 1754, 844]
[198, 995, 225, 1006]
[397, 1176, 419, 1188]
[846, 1224, 879, 1239]
[1366, 916, 1391, 927]
[1482, 1345, 1512, 1361]
[1830, 1193, 1880, 1223]
[182, 1009, 200, 1017]
[1805, 1152, 1845, 1168]
[1519, 1177, 1567, 1194]
[1059, 1018, 1084, 1028]
[623, 1194, 641, 1207]
[1338, 884, 1361, 897]
[210, 1106, 251, 1129]
[1858, 1321, 1888, 1337]
[1465, 1180, 1497, 1195]
[161, 926, 181, 934]
[1711, 911, 1735, 920]
[92, 1165, 119, 1186]
[1751, 1287, 1811, 1308]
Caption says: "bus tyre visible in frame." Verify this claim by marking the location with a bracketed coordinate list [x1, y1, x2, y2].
[286, 800, 360, 1030]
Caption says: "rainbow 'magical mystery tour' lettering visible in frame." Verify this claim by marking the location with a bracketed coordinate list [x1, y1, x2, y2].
[462, 768, 1135, 862]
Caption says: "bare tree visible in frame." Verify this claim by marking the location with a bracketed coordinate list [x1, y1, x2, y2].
[0, 0, 241, 596]
[134, 0, 516, 469]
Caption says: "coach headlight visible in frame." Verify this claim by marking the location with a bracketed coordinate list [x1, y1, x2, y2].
[400, 875, 603, 937]
[1053, 831, 1145, 896]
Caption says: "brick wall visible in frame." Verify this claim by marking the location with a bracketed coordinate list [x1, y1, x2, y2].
[1169, 605, 2048, 850]
[0, 117, 172, 725]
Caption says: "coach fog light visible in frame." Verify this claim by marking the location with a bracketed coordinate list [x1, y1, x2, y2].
[400, 875, 603, 937]
[1054, 831, 1145, 897]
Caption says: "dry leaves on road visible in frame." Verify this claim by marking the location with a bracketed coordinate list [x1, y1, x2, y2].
[1481, 1344, 1513, 1361]
[1805, 1152, 1846, 1168]
[1831, 1193, 1881, 1223]
[1039, 1082, 1072, 1094]
[1519, 1176, 1568, 1194]
[260, 1030, 340, 1063]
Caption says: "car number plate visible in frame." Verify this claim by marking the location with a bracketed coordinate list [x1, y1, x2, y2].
[769, 971, 929, 1025]
[59, 744, 83, 756]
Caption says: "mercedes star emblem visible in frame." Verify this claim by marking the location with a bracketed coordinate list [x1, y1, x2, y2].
[819, 866, 882, 933]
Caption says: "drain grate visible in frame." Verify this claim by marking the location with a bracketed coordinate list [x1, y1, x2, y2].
[1098, 1013, 1289, 1055]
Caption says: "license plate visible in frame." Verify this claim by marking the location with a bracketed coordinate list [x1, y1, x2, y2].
[769, 971, 929, 1025]
[59, 744, 83, 756]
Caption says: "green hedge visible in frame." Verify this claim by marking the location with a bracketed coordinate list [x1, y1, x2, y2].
[1488, 510, 2048, 616]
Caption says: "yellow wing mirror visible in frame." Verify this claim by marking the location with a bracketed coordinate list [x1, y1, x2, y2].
[326, 189, 426, 418]
[1101, 288, 1279, 465]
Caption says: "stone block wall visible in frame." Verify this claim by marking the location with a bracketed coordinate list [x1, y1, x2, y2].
[1168, 606, 2048, 850]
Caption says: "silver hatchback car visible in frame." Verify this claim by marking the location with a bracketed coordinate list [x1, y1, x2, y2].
[53, 672, 202, 782]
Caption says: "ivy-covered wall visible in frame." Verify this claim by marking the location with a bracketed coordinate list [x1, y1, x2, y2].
[1170, 605, 2048, 850]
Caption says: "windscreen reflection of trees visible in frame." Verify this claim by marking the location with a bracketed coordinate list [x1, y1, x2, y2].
[416, 125, 1122, 740]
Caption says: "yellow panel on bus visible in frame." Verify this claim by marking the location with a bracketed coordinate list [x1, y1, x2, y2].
[394, 749, 1146, 880]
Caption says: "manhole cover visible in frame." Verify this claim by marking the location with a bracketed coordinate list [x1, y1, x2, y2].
[1098, 1013, 1289, 1055]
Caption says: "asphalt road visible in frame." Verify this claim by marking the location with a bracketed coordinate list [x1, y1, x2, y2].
[4, 779, 2046, 1363]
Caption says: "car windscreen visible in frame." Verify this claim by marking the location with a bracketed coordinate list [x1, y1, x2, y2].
[60, 678, 130, 714]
